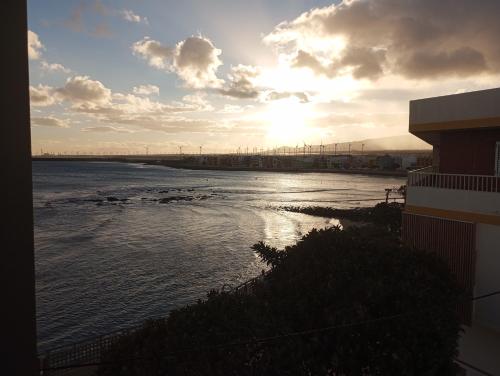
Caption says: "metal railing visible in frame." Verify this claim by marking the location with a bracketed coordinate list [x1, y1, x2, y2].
[408, 167, 500, 193]
[39, 273, 267, 374]
[39, 323, 152, 374]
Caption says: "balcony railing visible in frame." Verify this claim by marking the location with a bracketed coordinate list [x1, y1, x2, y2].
[408, 167, 500, 193]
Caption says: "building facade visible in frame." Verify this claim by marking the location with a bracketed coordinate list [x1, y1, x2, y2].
[402, 88, 500, 375]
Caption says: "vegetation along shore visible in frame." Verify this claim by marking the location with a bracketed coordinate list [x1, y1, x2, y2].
[97, 202, 463, 375]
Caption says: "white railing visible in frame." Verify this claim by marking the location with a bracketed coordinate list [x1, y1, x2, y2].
[408, 167, 500, 193]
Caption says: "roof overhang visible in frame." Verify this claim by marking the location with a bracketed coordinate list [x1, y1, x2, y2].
[409, 87, 500, 146]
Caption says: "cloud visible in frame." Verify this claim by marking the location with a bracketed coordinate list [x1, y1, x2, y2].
[265, 0, 500, 79]
[182, 92, 214, 111]
[292, 50, 332, 76]
[32, 116, 69, 128]
[266, 91, 309, 103]
[64, 0, 111, 37]
[397, 47, 487, 79]
[41, 61, 71, 73]
[133, 84, 160, 96]
[173, 36, 223, 88]
[28, 30, 44, 60]
[132, 35, 223, 88]
[30, 85, 60, 107]
[30, 72, 220, 135]
[121, 9, 148, 24]
[56, 75, 112, 105]
[81, 125, 134, 133]
[218, 65, 259, 99]
[132, 37, 173, 69]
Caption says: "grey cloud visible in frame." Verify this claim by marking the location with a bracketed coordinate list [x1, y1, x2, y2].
[292, 50, 333, 76]
[266, 91, 309, 103]
[397, 47, 487, 79]
[340, 46, 386, 79]
[267, 0, 500, 79]
[292, 47, 385, 80]
[218, 65, 259, 99]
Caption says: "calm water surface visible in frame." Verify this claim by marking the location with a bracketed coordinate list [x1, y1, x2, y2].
[33, 161, 404, 352]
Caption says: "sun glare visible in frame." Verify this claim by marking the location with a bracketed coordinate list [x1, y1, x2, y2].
[265, 98, 311, 146]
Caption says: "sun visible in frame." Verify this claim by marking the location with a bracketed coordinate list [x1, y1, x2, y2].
[265, 98, 311, 146]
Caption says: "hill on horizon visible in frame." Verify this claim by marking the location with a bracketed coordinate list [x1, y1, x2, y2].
[277, 134, 431, 153]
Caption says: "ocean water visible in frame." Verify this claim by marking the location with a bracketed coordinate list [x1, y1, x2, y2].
[33, 161, 405, 352]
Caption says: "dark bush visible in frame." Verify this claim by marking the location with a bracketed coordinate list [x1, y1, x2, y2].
[98, 225, 461, 375]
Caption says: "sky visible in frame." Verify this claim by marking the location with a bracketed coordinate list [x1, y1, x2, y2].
[28, 0, 500, 154]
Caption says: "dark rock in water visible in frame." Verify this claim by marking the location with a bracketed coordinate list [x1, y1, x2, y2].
[106, 197, 120, 202]
[159, 196, 193, 204]
[159, 190, 169, 193]
[120, 198, 129, 202]
[86, 199, 103, 203]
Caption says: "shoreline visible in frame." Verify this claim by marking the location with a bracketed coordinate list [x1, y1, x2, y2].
[155, 163, 407, 177]
[32, 157, 408, 177]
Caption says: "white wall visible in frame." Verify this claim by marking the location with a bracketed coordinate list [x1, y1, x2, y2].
[410, 87, 500, 125]
[474, 224, 500, 331]
[406, 186, 500, 217]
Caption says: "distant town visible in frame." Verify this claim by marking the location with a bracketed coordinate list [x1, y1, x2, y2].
[34, 150, 432, 177]
[33, 134, 432, 176]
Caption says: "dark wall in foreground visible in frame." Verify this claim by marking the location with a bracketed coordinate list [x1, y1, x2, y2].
[1, 1, 38, 374]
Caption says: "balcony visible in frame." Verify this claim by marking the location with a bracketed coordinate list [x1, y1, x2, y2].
[406, 167, 500, 222]
[408, 167, 500, 193]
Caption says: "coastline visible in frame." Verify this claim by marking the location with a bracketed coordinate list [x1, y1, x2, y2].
[32, 157, 408, 177]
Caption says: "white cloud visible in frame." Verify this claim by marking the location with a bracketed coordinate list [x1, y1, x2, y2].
[132, 35, 223, 88]
[133, 84, 159, 96]
[181, 92, 214, 111]
[81, 125, 134, 133]
[32, 116, 69, 128]
[56, 75, 112, 105]
[30, 85, 60, 107]
[28, 30, 44, 60]
[132, 37, 173, 69]
[41, 61, 71, 73]
[121, 9, 148, 24]
[173, 36, 223, 88]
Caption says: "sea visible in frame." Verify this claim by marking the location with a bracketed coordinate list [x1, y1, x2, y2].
[33, 161, 405, 352]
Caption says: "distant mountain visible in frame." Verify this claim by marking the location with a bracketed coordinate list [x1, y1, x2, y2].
[328, 134, 431, 152]
[282, 134, 431, 154]
[272, 135, 431, 155]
